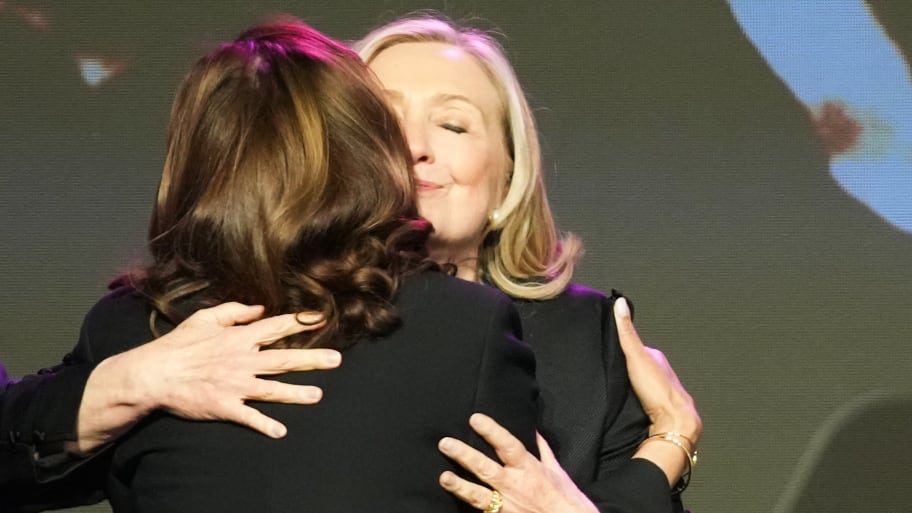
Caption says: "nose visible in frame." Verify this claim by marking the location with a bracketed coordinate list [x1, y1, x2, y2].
[402, 118, 434, 165]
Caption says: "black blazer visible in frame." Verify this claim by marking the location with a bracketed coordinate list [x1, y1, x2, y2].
[2, 270, 538, 513]
[2, 281, 683, 513]
[515, 284, 683, 513]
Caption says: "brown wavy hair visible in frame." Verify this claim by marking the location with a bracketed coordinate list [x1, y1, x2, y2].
[129, 18, 434, 349]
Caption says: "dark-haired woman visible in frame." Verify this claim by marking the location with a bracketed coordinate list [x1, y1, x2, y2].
[4, 18, 536, 513]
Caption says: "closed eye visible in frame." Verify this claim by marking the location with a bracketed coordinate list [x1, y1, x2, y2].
[440, 123, 467, 134]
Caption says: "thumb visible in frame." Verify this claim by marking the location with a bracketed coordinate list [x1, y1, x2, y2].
[613, 297, 644, 355]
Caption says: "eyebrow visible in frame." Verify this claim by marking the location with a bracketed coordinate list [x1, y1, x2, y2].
[430, 93, 480, 110]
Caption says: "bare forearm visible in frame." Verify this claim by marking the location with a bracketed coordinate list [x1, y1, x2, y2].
[613, 298, 702, 489]
[66, 350, 159, 455]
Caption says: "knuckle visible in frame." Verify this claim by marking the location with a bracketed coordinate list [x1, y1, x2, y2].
[269, 355, 293, 371]
[502, 444, 526, 461]
[252, 380, 279, 401]
[476, 460, 502, 480]
[253, 349, 280, 368]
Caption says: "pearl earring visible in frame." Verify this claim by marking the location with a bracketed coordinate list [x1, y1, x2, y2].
[490, 208, 502, 222]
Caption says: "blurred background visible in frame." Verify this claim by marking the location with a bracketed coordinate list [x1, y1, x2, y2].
[2, 1, 910, 512]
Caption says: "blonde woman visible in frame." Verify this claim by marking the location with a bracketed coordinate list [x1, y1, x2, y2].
[356, 16, 701, 513]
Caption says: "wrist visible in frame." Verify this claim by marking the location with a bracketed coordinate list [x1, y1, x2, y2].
[543, 489, 599, 513]
[90, 350, 160, 416]
[648, 411, 702, 447]
[70, 354, 156, 455]
[635, 432, 698, 493]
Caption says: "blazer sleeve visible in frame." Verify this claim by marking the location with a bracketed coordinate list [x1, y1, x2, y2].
[0, 298, 119, 510]
[0, 361, 96, 483]
[585, 293, 685, 513]
[587, 458, 681, 513]
[466, 292, 539, 460]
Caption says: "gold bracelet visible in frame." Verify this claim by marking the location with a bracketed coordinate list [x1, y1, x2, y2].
[663, 431, 697, 453]
[638, 432, 698, 494]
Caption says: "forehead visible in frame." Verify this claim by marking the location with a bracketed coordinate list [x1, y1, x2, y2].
[369, 41, 502, 114]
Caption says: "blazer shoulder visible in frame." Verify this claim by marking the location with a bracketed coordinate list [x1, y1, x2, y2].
[509, 283, 640, 353]
[79, 286, 154, 361]
[394, 271, 524, 358]
[512, 282, 605, 317]
[518, 283, 633, 319]
[558, 282, 608, 304]
[399, 270, 514, 310]
[83, 285, 149, 326]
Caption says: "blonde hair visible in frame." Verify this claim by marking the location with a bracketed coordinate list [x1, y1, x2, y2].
[355, 15, 581, 300]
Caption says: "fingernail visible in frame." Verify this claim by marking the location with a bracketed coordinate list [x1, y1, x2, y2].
[614, 297, 630, 319]
[440, 471, 454, 486]
[295, 312, 324, 325]
[305, 388, 323, 402]
[439, 437, 454, 452]
[323, 351, 341, 365]
[271, 424, 287, 438]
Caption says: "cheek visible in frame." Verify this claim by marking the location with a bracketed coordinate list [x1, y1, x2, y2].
[474, 150, 509, 207]
[416, 196, 435, 219]
[437, 135, 490, 186]
[451, 154, 502, 203]
[486, 163, 507, 203]
[418, 189, 490, 242]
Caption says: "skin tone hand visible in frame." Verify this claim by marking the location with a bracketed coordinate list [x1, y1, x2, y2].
[68, 302, 340, 455]
[437, 298, 702, 511]
[615, 297, 702, 485]
[438, 414, 599, 513]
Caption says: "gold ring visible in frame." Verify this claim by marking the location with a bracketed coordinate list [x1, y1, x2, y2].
[484, 490, 503, 513]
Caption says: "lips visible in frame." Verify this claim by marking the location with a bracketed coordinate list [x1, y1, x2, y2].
[415, 179, 443, 192]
